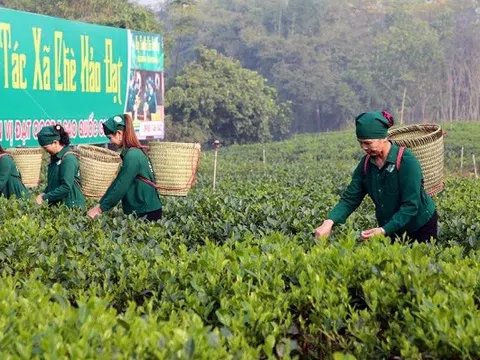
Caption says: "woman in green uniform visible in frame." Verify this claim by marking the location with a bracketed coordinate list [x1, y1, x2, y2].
[315, 111, 438, 242]
[36, 125, 85, 208]
[0, 146, 28, 199]
[87, 113, 162, 221]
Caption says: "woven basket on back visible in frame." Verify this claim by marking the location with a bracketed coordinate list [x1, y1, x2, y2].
[147, 141, 201, 197]
[388, 123, 444, 196]
[7, 147, 43, 187]
[77, 145, 121, 199]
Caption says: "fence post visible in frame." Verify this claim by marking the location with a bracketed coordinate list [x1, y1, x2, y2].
[461, 147, 464, 175]
[473, 154, 478, 179]
[212, 140, 220, 190]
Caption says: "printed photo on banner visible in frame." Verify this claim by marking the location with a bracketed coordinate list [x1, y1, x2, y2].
[126, 69, 164, 123]
[127, 30, 164, 139]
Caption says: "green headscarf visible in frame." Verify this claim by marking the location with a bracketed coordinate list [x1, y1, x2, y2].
[102, 114, 126, 136]
[37, 125, 61, 146]
[355, 112, 390, 140]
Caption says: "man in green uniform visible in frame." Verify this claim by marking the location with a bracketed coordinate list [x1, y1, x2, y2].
[144, 78, 157, 120]
[36, 125, 85, 208]
[0, 147, 28, 199]
[87, 114, 162, 221]
[315, 111, 437, 242]
[126, 71, 139, 113]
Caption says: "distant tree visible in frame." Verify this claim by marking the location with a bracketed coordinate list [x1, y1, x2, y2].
[166, 48, 292, 144]
[161, 0, 480, 131]
[371, 12, 443, 123]
[4, 0, 162, 33]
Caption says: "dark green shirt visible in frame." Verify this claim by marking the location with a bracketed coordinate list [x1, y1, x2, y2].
[99, 147, 162, 215]
[328, 143, 436, 235]
[126, 86, 139, 112]
[42, 146, 85, 208]
[0, 154, 28, 199]
[145, 89, 157, 113]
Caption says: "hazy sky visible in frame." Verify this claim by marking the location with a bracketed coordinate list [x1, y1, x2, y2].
[133, 0, 163, 5]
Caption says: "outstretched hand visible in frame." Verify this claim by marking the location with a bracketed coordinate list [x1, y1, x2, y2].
[35, 194, 44, 205]
[315, 220, 334, 239]
[87, 205, 102, 219]
[360, 227, 385, 241]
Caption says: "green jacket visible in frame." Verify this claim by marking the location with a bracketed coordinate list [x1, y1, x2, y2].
[0, 154, 28, 199]
[99, 147, 162, 215]
[126, 86, 139, 112]
[42, 146, 85, 208]
[328, 143, 436, 235]
[145, 89, 157, 113]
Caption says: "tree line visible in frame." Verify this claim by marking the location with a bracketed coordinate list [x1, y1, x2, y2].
[4, 0, 480, 143]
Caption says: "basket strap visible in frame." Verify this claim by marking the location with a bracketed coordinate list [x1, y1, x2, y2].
[363, 155, 371, 176]
[394, 146, 427, 190]
[136, 175, 195, 192]
[61, 151, 79, 160]
[396, 146, 406, 170]
[136, 175, 188, 192]
[128, 147, 163, 190]
[136, 175, 160, 189]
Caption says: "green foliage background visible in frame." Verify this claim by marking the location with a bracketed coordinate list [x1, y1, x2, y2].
[161, 0, 480, 133]
[7, 0, 480, 140]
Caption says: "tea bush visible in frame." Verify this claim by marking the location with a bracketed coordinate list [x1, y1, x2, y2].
[1, 123, 480, 359]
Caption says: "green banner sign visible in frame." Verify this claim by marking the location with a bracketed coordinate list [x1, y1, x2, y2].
[0, 8, 164, 148]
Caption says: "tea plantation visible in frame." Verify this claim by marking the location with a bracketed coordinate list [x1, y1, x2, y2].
[1, 123, 480, 359]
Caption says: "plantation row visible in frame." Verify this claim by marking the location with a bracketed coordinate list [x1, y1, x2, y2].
[1, 122, 480, 358]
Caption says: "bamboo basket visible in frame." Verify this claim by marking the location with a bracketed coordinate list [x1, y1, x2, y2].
[388, 123, 444, 196]
[147, 141, 201, 197]
[7, 147, 43, 187]
[77, 145, 121, 199]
